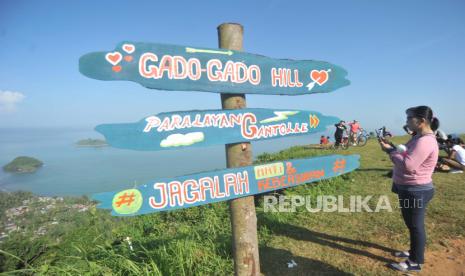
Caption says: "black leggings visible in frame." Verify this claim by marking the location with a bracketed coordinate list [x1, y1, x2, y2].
[334, 133, 342, 146]
[397, 189, 434, 264]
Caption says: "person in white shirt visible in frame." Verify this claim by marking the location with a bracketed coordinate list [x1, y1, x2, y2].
[439, 139, 465, 173]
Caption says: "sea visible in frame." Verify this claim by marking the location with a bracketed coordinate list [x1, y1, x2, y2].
[0, 127, 328, 196]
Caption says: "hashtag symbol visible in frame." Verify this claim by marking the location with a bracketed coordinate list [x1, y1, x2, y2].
[115, 192, 135, 207]
[333, 159, 346, 173]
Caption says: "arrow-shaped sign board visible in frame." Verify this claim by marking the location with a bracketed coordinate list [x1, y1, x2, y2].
[79, 42, 350, 95]
[96, 108, 339, 151]
[92, 154, 360, 216]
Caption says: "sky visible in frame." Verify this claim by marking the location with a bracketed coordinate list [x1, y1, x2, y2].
[1, 0, 464, 134]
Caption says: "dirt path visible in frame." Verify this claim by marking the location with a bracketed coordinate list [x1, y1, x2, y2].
[260, 236, 465, 275]
[422, 238, 465, 276]
[363, 238, 465, 275]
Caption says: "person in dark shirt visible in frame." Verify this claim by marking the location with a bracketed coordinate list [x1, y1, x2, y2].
[334, 121, 347, 148]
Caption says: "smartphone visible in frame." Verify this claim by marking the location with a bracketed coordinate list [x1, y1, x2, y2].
[376, 128, 395, 148]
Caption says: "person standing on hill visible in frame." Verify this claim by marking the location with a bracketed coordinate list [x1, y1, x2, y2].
[334, 121, 347, 148]
[378, 106, 439, 272]
[349, 120, 360, 146]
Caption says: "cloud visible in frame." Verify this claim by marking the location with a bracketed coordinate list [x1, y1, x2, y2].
[160, 132, 205, 148]
[0, 90, 25, 112]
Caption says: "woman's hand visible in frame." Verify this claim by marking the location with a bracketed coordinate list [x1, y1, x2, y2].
[378, 138, 394, 153]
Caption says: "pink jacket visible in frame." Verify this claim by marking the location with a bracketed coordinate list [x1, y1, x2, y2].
[390, 133, 438, 185]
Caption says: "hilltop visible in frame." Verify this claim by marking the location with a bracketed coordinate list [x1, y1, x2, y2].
[0, 136, 464, 275]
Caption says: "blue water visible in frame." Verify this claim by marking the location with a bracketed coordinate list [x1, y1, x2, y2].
[0, 128, 327, 196]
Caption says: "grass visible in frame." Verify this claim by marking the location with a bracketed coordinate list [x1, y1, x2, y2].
[256, 135, 465, 275]
[1, 135, 464, 275]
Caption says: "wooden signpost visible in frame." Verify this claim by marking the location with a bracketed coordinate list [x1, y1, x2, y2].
[95, 108, 339, 151]
[80, 23, 354, 276]
[217, 24, 259, 276]
[92, 154, 360, 216]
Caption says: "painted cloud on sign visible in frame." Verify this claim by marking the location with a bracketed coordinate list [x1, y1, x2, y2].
[160, 132, 205, 148]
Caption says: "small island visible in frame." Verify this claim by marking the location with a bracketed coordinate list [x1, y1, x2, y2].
[3, 156, 44, 173]
[76, 138, 107, 147]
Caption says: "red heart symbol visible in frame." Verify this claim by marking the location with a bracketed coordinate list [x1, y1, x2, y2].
[106, 52, 122, 66]
[124, 55, 133, 62]
[112, 65, 122, 72]
[122, 44, 135, 54]
[310, 70, 329, 86]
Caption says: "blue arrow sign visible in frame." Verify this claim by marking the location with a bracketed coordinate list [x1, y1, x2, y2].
[96, 108, 339, 151]
[92, 154, 360, 216]
[79, 42, 350, 95]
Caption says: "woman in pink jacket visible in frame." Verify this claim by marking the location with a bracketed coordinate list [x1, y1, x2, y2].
[379, 106, 439, 272]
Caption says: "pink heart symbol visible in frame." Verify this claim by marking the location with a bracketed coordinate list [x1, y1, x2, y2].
[310, 70, 329, 86]
[124, 55, 133, 62]
[105, 52, 122, 66]
[122, 44, 135, 54]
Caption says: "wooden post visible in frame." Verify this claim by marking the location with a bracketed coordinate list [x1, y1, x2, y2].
[217, 23, 260, 276]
